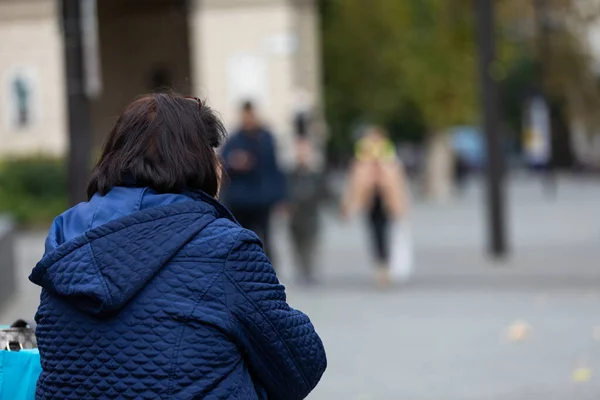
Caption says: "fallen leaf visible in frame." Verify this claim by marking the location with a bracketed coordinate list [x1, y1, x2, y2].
[508, 320, 531, 342]
[572, 367, 592, 383]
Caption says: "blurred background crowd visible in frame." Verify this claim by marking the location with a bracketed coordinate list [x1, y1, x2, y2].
[1, 0, 600, 399]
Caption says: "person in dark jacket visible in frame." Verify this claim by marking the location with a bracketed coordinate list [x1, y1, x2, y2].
[287, 138, 327, 284]
[220, 101, 286, 261]
[29, 93, 326, 400]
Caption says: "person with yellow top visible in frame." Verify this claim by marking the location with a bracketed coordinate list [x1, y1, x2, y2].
[342, 127, 409, 287]
[355, 133, 396, 163]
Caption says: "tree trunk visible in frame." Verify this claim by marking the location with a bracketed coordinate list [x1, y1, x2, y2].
[549, 99, 574, 169]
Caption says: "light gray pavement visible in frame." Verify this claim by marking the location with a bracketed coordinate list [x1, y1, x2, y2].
[2, 177, 600, 399]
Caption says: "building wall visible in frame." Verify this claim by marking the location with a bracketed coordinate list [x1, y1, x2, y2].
[91, 0, 191, 148]
[0, 0, 66, 157]
[189, 0, 322, 166]
[0, 0, 323, 162]
[290, 0, 326, 167]
[291, 0, 322, 107]
[190, 0, 294, 131]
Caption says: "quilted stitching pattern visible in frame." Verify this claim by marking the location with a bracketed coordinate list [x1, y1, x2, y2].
[224, 230, 327, 400]
[30, 197, 326, 399]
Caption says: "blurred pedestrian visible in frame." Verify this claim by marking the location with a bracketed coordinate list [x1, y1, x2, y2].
[29, 93, 326, 399]
[221, 101, 286, 262]
[453, 154, 469, 194]
[341, 127, 409, 287]
[287, 138, 327, 285]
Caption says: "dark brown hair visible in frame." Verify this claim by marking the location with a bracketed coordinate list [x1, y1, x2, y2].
[87, 92, 226, 200]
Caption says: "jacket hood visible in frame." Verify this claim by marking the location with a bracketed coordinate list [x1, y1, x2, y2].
[30, 189, 234, 317]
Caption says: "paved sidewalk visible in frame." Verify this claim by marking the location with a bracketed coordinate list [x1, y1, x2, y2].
[2, 177, 599, 399]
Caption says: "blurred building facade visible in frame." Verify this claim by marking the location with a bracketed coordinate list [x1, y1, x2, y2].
[0, 0, 67, 156]
[0, 0, 322, 163]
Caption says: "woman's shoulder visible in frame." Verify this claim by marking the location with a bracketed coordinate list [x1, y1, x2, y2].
[197, 215, 242, 240]
[204, 216, 243, 237]
[185, 217, 258, 259]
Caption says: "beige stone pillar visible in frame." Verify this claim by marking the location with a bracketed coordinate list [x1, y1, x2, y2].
[290, 0, 322, 107]
[290, 0, 326, 169]
[424, 132, 454, 202]
[0, 0, 67, 157]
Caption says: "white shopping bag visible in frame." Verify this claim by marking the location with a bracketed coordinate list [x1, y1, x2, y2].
[390, 221, 414, 283]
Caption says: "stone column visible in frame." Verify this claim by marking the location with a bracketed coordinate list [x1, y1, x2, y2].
[424, 132, 454, 202]
[290, 0, 321, 106]
[290, 0, 326, 169]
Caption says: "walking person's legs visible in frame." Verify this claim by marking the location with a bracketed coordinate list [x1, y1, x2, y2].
[368, 198, 391, 286]
[291, 228, 317, 284]
[369, 215, 390, 263]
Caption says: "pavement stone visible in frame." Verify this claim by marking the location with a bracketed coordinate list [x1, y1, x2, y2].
[1, 177, 599, 399]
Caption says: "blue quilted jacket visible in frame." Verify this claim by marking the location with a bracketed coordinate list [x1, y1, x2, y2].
[29, 187, 326, 399]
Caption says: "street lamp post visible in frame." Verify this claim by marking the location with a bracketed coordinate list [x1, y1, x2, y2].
[475, 0, 508, 258]
[62, 0, 93, 206]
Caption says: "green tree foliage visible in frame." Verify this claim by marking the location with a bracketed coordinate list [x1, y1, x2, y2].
[0, 157, 67, 226]
[321, 0, 600, 153]
[398, 1, 480, 130]
[500, 0, 600, 164]
[321, 0, 485, 149]
[321, 0, 410, 149]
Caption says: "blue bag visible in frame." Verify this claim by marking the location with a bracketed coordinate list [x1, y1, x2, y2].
[0, 348, 41, 400]
[0, 320, 40, 400]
